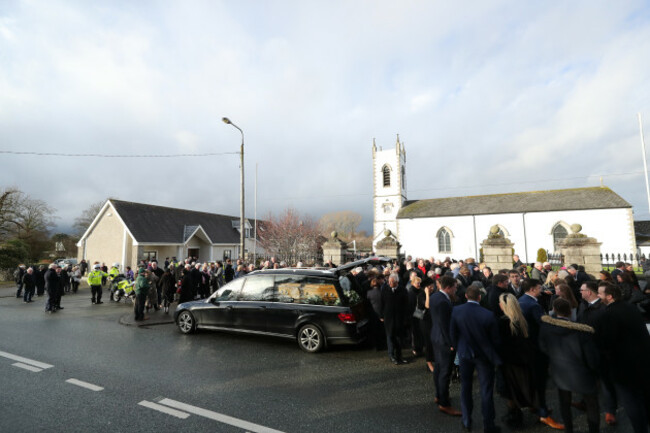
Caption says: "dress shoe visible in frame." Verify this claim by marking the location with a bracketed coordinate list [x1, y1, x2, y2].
[390, 358, 399, 365]
[539, 416, 565, 430]
[57, 306, 64, 310]
[438, 406, 462, 416]
[396, 358, 408, 364]
[605, 413, 617, 425]
[96, 301, 104, 304]
[570, 401, 586, 411]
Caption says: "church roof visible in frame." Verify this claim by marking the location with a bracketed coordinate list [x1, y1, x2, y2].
[397, 187, 631, 219]
[110, 199, 242, 244]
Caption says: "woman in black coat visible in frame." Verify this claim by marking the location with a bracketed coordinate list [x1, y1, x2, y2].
[539, 298, 600, 433]
[178, 269, 194, 304]
[419, 278, 436, 373]
[160, 269, 176, 313]
[497, 293, 538, 428]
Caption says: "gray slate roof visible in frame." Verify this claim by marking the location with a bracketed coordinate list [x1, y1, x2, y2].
[110, 199, 241, 244]
[635, 220, 650, 236]
[397, 187, 631, 219]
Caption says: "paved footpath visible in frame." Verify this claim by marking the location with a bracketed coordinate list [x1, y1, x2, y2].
[0, 279, 174, 327]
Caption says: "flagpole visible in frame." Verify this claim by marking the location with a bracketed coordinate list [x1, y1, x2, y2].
[638, 113, 650, 215]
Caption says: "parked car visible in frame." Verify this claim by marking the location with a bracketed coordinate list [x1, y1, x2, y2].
[55, 258, 78, 268]
[174, 257, 390, 353]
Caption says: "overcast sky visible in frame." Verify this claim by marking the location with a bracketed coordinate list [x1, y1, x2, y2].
[1, 0, 650, 236]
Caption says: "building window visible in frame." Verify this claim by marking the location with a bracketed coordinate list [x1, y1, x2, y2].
[401, 166, 405, 188]
[382, 165, 391, 187]
[245, 227, 251, 238]
[437, 228, 451, 253]
[143, 251, 157, 262]
[223, 250, 231, 260]
[552, 225, 568, 250]
[382, 202, 393, 214]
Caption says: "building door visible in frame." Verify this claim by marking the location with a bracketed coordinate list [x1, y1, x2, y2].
[188, 248, 199, 261]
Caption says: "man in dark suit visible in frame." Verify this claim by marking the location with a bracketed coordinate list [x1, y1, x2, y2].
[578, 281, 615, 425]
[519, 278, 564, 430]
[430, 275, 462, 416]
[450, 285, 501, 433]
[380, 273, 409, 365]
[487, 274, 515, 318]
[596, 283, 650, 433]
[508, 270, 523, 298]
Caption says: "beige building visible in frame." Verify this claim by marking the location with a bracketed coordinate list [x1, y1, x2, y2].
[76, 199, 260, 270]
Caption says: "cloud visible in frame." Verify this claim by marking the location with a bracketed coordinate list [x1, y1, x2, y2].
[0, 0, 649, 235]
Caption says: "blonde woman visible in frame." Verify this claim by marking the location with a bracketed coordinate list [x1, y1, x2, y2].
[498, 293, 538, 428]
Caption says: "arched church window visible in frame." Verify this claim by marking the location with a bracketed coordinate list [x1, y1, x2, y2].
[401, 166, 405, 188]
[552, 225, 568, 250]
[437, 228, 451, 253]
[382, 165, 391, 187]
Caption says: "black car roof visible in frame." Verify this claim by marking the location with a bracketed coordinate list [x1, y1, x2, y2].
[247, 268, 337, 278]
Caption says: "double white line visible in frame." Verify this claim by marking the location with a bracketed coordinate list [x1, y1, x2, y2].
[0, 350, 54, 373]
[139, 398, 286, 433]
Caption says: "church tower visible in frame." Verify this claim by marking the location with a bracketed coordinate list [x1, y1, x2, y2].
[372, 135, 407, 250]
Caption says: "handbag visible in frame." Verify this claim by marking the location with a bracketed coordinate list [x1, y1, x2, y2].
[413, 307, 425, 319]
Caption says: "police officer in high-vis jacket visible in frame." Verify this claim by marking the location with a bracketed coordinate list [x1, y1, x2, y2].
[87, 264, 107, 304]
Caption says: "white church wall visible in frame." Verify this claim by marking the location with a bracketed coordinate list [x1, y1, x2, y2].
[396, 208, 635, 264]
[522, 208, 635, 259]
[398, 216, 477, 259]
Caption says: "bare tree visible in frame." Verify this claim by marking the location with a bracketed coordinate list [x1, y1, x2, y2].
[0, 187, 22, 241]
[73, 199, 106, 239]
[0, 188, 57, 261]
[259, 208, 320, 266]
[318, 211, 362, 239]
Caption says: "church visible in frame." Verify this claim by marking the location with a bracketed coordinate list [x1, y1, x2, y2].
[372, 137, 637, 264]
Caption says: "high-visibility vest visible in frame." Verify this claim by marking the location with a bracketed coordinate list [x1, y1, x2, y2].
[88, 270, 105, 286]
[108, 268, 120, 279]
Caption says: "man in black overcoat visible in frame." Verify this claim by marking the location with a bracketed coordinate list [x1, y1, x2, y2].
[380, 273, 409, 365]
[596, 283, 650, 433]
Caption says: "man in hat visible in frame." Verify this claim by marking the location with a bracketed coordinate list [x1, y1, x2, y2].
[134, 267, 151, 321]
[14, 264, 26, 298]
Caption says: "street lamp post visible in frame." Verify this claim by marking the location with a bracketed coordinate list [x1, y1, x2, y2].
[222, 117, 245, 260]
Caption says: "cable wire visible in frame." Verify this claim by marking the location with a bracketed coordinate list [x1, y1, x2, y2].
[0, 150, 239, 158]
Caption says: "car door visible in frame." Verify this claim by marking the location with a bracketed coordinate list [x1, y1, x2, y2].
[231, 275, 275, 332]
[267, 275, 303, 336]
[200, 278, 244, 329]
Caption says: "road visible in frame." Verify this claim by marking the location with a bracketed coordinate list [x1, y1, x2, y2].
[0, 284, 633, 432]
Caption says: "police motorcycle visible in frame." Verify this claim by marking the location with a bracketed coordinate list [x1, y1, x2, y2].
[110, 274, 135, 303]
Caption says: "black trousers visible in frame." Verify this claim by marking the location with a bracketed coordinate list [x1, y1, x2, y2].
[410, 317, 424, 353]
[134, 293, 147, 320]
[614, 382, 650, 433]
[91, 285, 102, 303]
[433, 344, 455, 407]
[558, 389, 599, 433]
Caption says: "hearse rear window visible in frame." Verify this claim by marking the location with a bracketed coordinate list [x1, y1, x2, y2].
[275, 276, 340, 306]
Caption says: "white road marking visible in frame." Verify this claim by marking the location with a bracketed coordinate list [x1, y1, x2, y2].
[138, 400, 190, 419]
[0, 350, 54, 370]
[12, 362, 43, 372]
[66, 378, 104, 392]
[158, 398, 286, 433]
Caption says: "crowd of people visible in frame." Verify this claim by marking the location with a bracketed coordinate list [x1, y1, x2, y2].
[356, 255, 650, 433]
[10, 253, 650, 432]
[11, 256, 302, 321]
